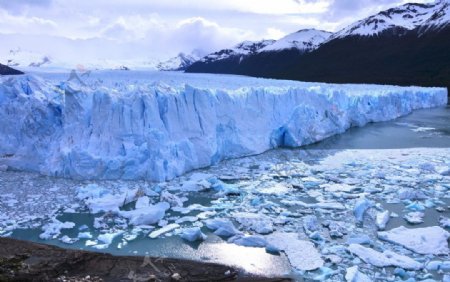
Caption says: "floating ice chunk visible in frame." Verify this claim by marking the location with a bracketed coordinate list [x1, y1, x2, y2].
[403, 212, 424, 224]
[378, 226, 450, 255]
[85, 240, 97, 246]
[40, 219, 75, 240]
[197, 211, 217, 219]
[258, 183, 292, 195]
[324, 255, 342, 265]
[405, 201, 426, 212]
[444, 274, 450, 282]
[205, 218, 240, 237]
[78, 232, 93, 239]
[426, 261, 450, 271]
[87, 194, 126, 214]
[135, 196, 150, 209]
[345, 266, 371, 282]
[323, 220, 348, 238]
[160, 191, 184, 207]
[281, 200, 345, 210]
[98, 230, 124, 245]
[347, 234, 372, 245]
[440, 216, 450, 228]
[180, 227, 206, 242]
[233, 212, 274, 234]
[77, 184, 126, 213]
[175, 216, 198, 224]
[303, 215, 320, 235]
[120, 202, 170, 226]
[149, 223, 180, 239]
[208, 178, 240, 196]
[76, 184, 109, 200]
[376, 211, 390, 230]
[265, 243, 281, 254]
[313, 267, 337, 281]
[228, 234, 267, 247]
[348, 244, 422, 270]
[323, 184, 358, 193]
[60, 235, 78, 244]
[189, 172, 213, 182]
[353, 198, 373, 222]
[92, 244, 109, 250]
[180, 181, 201, 192]
[266, 232, 324, 271]
[419, 162, 436, 172]
[397, 188, 428, 201]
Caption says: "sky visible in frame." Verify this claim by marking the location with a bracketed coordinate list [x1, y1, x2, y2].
[0, 0, 434, 66]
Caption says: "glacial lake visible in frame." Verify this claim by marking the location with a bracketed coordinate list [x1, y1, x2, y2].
[1, 105, 449, 281]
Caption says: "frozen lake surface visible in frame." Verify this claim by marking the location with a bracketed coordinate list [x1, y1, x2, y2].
[1, 103, 449, 280]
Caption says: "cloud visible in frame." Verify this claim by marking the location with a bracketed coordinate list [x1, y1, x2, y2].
[323, 0, 435, 30]
[0, 9, 57, 34]
[170, 17, 253, 52]
[265, 28, 287, 40]
[0, 0, 439, 62]
[0, 0, 53, 14]
[99, 15, 254, 54]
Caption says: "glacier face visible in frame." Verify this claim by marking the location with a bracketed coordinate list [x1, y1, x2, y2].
[0, 71, 447, 181]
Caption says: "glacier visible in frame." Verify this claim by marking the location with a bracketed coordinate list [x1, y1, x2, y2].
[0, 71, 447, 181]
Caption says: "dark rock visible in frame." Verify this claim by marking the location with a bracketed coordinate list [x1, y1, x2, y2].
[0, 237, 291, 281]
[0, 64, 23, 75]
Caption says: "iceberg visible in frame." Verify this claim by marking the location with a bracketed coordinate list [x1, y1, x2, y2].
[375, 210, 390, 230]
[39, 219, 75, 240]
[345, 266, 371, 282]
[228, 234, 267, 247]
[266, 232, 324, 271]
[348, 244, 423, 270]
[120, 202, 170, 226]
[205, 218, 240, 237]
[0, 72, 447, 181]
[180, 227, 207, 242]
[148, 223, 180, 239]
[377, 226, 450, 255]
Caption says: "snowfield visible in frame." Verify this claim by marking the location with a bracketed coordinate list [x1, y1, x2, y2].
[0, 71, 447, 181]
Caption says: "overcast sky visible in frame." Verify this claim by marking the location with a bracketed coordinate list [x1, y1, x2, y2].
[0, 0, 434, 63]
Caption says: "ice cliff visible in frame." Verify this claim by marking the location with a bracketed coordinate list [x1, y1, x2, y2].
[0, 72, 447, 181]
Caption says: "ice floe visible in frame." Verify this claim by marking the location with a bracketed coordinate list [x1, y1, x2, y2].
[348, 244, 423, 270]
[378, 226, 450, 255]
[266, 232, 324, 271]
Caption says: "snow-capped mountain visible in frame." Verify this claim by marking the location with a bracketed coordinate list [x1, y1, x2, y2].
[3, 48, 53, 68]
[157, 52, 203, 71]
[332, 0, 450, 39]
[186, 0, 450, 92]
[197, 29, 331, 64]
[259, 29, 332, 52]
[200, 39, 275, 63]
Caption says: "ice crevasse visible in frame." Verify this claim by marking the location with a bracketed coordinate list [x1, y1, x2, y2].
[0, 74, 447, 181]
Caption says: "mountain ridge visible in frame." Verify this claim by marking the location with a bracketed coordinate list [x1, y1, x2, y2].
[186, 0, 450, 93]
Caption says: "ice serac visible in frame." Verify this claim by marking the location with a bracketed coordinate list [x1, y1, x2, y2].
[0, 74, 447, 181]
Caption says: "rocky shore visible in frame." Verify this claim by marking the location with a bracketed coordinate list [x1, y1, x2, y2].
[0, 237, 291, 282]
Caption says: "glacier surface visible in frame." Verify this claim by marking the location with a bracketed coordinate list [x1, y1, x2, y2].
[0, 71, 447, 181]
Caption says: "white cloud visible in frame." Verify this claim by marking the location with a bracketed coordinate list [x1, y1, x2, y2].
[0, 9, 57, 34]
[265, 28, 287, 40]
[0, 0, 439, 62]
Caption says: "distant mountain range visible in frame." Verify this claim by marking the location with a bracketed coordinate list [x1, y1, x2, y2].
[1, 47, 205, 72]
[186, 0, 450, 92]
[157, 51, 205, 71]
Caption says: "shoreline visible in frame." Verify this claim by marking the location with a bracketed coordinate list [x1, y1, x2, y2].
[0, 237, 292, 281]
